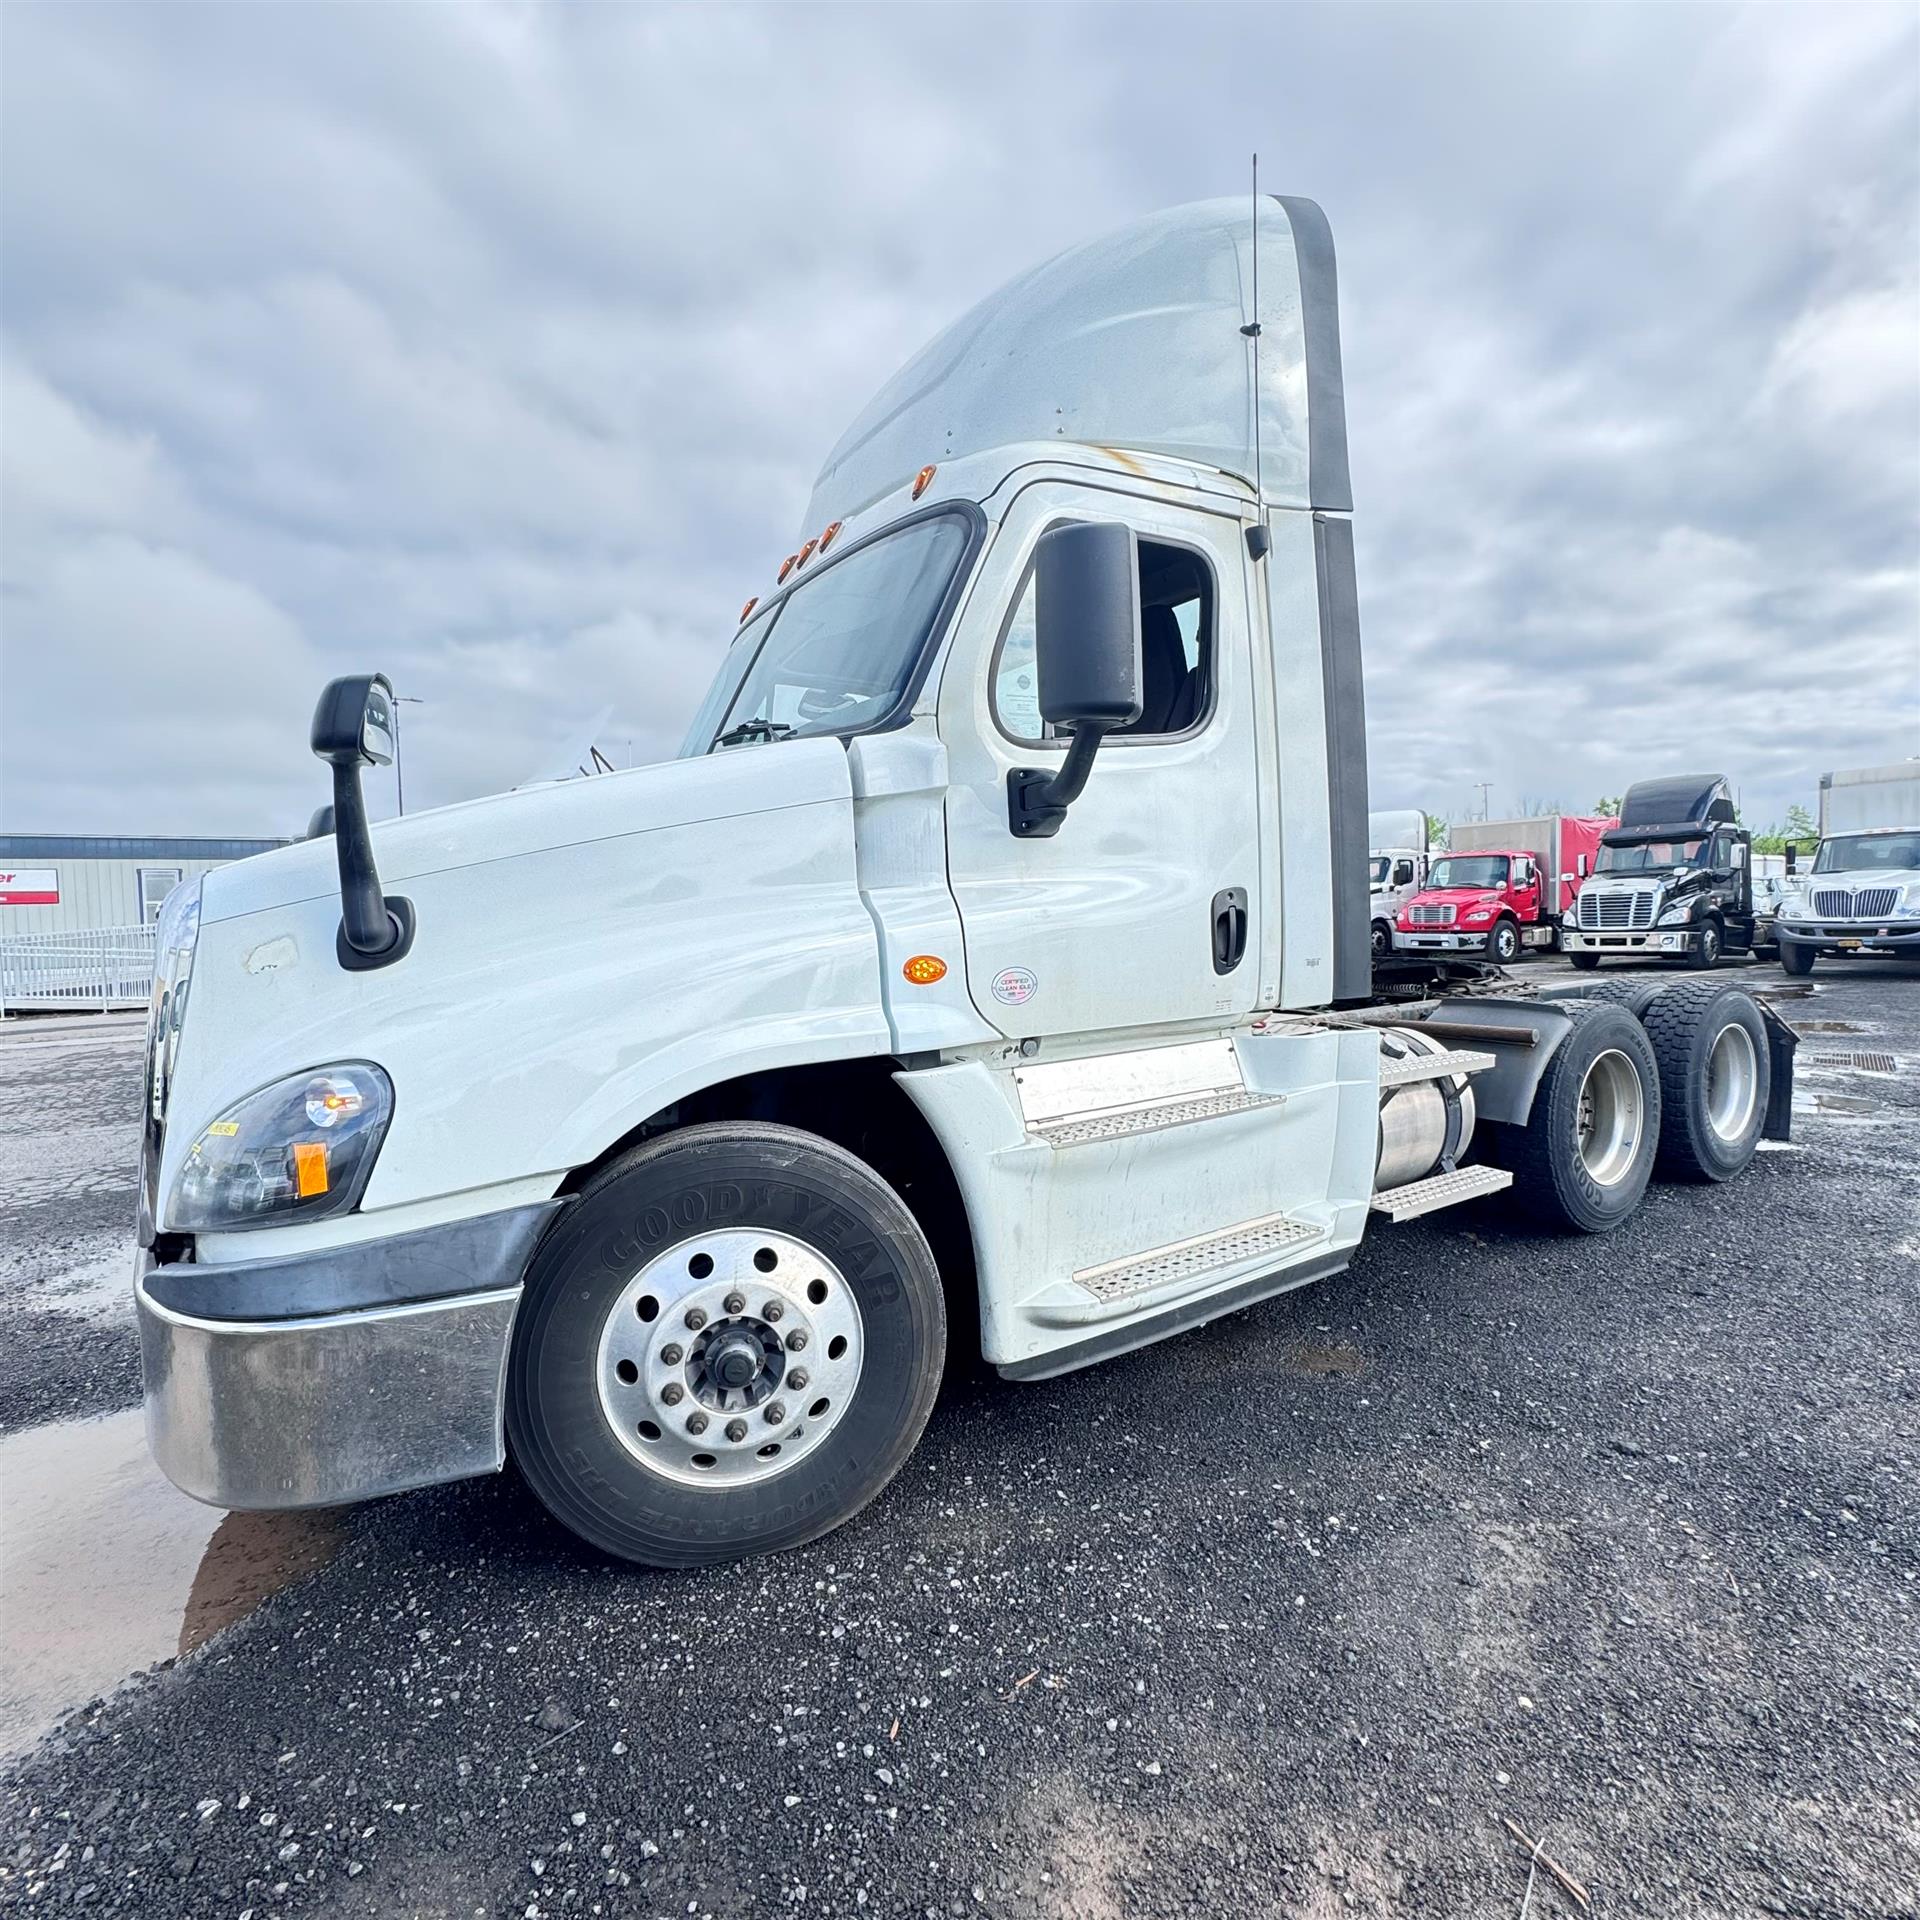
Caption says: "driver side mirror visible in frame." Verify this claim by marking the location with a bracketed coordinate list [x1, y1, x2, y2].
[311, 672, 414, 968]
[1007, 522, 1143, 837]
[312, 673, 396, 767]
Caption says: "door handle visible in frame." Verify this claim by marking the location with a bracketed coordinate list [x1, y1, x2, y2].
[1212, 887, 1248, 974]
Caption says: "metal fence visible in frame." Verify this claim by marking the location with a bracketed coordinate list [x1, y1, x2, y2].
[0, 925, 156, 1014]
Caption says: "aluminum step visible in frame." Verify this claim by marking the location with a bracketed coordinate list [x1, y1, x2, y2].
[1029, 1087, 1287, 1149]
[1377, 1047, 1498, 1088]
[1369, 1163, 1512, 1222]
[1072, 1210, 1324, 1303]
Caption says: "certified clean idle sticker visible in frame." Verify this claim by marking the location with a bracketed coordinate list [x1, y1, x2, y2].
[991, 966, 1038, 1007]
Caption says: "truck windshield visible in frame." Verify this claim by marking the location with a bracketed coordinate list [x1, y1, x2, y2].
[1814, 831, 1920, 873]
[702, 512, 973, 750]
[1597, 838, 1704, 873]
[1426, 856, 1507, 889]
[1369, 856, 1391, 886]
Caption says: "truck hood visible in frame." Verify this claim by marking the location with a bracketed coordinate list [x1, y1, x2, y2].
[202, 739, 856, 927]
[1404, 887, 1503, 912]
[1797, 865, 1920, 895]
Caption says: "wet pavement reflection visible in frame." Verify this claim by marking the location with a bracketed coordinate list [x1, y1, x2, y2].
[0, 1407, 338, 1760]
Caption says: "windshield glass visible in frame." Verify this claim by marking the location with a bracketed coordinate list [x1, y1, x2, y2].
[1814, 831, 1920, 873]
[706, 513, 972, 748]
[1426, 855, 1508, 890]
[1369, 856, 1391, 886]
[1597, 837, 1705, 874]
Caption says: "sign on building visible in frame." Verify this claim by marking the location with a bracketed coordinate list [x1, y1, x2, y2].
[0, 869, 60, 906]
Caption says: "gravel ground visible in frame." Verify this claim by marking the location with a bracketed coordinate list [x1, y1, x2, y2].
[2, 963, 1916, 1918]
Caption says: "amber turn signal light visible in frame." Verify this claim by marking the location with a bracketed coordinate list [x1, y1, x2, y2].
[911, 464, 936, 499]
[902, 954, 948, 985]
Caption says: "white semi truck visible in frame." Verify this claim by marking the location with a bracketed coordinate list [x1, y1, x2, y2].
[1366, 808, 1430, 955]
[135, 198, 1797, 1568]
[1774, 762, 1920, 973]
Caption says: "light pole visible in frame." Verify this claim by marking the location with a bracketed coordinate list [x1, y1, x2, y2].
[1474, 781, 1493, 822]
[393, 695, 425, 816]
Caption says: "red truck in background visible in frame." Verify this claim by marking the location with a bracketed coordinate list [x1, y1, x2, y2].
[1392, 813, 1613, 962]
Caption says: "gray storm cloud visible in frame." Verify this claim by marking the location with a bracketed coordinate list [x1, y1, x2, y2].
[2, 1, 1915, 835]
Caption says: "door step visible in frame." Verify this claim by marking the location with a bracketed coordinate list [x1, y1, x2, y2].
[1369, 1163, 1512, 1222]
[1377, 1047, 1497, 1088]
[1030, 1086, 1287, 1149]
[1073, 1210, 1324, 1303]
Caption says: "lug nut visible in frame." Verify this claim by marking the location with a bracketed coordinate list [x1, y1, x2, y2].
[764, 1401, 787, 1426]
[724, 1291, 746, 1316]
[686, 1412, 709, 1435]
[660, 1343, 684, 1366]
[762, 1300, 785, 1322]
[785, 1329, 808, 1352]
[786, 1368, 809, 1391]
[726, 1419, 748, 1443]
[684, 1307, 707, 1331]
[660, 1382, 685, 1406]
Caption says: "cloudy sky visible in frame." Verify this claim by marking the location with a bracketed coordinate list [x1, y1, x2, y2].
[3, 2, 1916, 838]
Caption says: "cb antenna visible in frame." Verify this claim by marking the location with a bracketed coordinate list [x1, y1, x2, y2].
[1242, 153, 1271, 560]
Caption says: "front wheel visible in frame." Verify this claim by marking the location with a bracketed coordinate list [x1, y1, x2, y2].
[1780, 943, 1816, 977]
[508, 1122, 947, 1567]
[1488, 918, 1522, 964]
[1569, 950, 1601, 971]
[1372, 919, 1392, 957]
[1685, 919, 1723, 970]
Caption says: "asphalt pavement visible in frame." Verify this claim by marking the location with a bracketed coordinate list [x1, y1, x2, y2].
[1, 962, 1915, 1918]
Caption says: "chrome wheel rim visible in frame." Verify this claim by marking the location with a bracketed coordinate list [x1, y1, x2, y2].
[1576, 1048, 1643, 1186]
[595, 1228, 865, 1488]
[1705, 1022, 1759, 1143]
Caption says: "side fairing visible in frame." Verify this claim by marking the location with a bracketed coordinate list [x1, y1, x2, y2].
[160, 742, 889, 1222]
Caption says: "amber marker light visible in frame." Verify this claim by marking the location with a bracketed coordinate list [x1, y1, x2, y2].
[818, 520, 843, 553]
[912, 464, 937, 499]
[739, 596, 758, 624]
[796, 537, 819, 568]
[777, 554, 798, 583]
[902, 954, 948, 985]
[291, 1140, 330, 1197]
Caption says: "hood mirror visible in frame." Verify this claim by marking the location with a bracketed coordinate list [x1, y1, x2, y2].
[311, 673, 415, 970]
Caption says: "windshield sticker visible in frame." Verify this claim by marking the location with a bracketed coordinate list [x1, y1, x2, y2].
[991, 966, 1038, 1007]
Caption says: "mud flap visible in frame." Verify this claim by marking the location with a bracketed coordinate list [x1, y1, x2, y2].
[1756, 998, 1798, 1141]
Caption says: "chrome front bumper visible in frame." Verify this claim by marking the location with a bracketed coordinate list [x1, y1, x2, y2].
[1394, 930, 1487, 951]
[1561, 928, 1697, 953]
[136, 1202, 560, 1510]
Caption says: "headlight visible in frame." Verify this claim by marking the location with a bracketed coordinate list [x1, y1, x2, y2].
[1775, 897, 1806, 922]
[1656, 897, 1697, 926]
[168, 1062, 392, 1232]
[1460, 908, 1493, 925]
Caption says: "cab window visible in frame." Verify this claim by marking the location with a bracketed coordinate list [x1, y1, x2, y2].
[993, 535, 1214, 745]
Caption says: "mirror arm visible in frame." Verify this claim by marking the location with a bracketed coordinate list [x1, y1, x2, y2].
[1007, 724, 1112, 839]
[332, 759, 400, 957]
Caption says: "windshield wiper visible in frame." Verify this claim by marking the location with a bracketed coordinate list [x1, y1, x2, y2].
[713, 718, 795, 749]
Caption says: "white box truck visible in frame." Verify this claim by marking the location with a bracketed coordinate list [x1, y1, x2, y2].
[1366, 808, 1429, 955]
[134, 198, 1797, 1567]
[1775, 762, 1920, 973]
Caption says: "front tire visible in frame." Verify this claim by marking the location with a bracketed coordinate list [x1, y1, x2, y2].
[1639, 982, 1770, 1181]
[1499, 1005, 1660, 1232]
[1780, 943, 1816, 977]
[1569, 950, 1601, 971]
[1685, 918, 1723, 971]
[508, 1122, 946, 1568]
[1372, 919, 1392, 957]
[1488, 918, 1522, 964]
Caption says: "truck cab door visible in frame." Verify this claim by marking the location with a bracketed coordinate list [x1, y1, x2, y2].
[1511, 858, 1542, 924]
[939, 481, 1263, 1040]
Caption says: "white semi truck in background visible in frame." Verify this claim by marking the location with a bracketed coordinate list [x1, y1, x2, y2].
[1366, 808, 1430, 955]
[133, 197, 1797, 1569]
[1775, 762, 1920, 974]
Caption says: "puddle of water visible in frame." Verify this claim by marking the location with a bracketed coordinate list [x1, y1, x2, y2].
[1289, 1342, 1366, 1378]
[0, 1408, 339, 1761]
[1793, 1092, 1877, 1116]
[1791, 1020, 1864, 1035]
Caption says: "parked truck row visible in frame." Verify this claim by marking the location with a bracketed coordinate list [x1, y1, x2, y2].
[1376, 762, 1916, 977]
[138, 196, 1805, 1568]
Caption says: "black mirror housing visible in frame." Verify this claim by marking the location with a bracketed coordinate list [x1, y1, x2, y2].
[1008, 522, 1143, 838]
[313, 674, 396, 767]
[1034, 522, 1143, 729]
[310, 672, 413, 968]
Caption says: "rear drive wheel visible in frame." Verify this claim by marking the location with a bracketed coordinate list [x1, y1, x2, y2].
[1569, 950, 1601, 971]
[1685, 918, 1723, 970]
[1488, 918, 1522, 964]
[1500, 1005, 1659, 1231]
[508, 1122, 946, 1567]
[1639, 982, 1770, 1181]
[1780, 943, 1816, 977]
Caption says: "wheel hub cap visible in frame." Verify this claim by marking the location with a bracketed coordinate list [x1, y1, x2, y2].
[1576, 1047, 1644, 1187]
[1706, 1021, 1758, 1143]
[595, 1228, 865, 1488]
